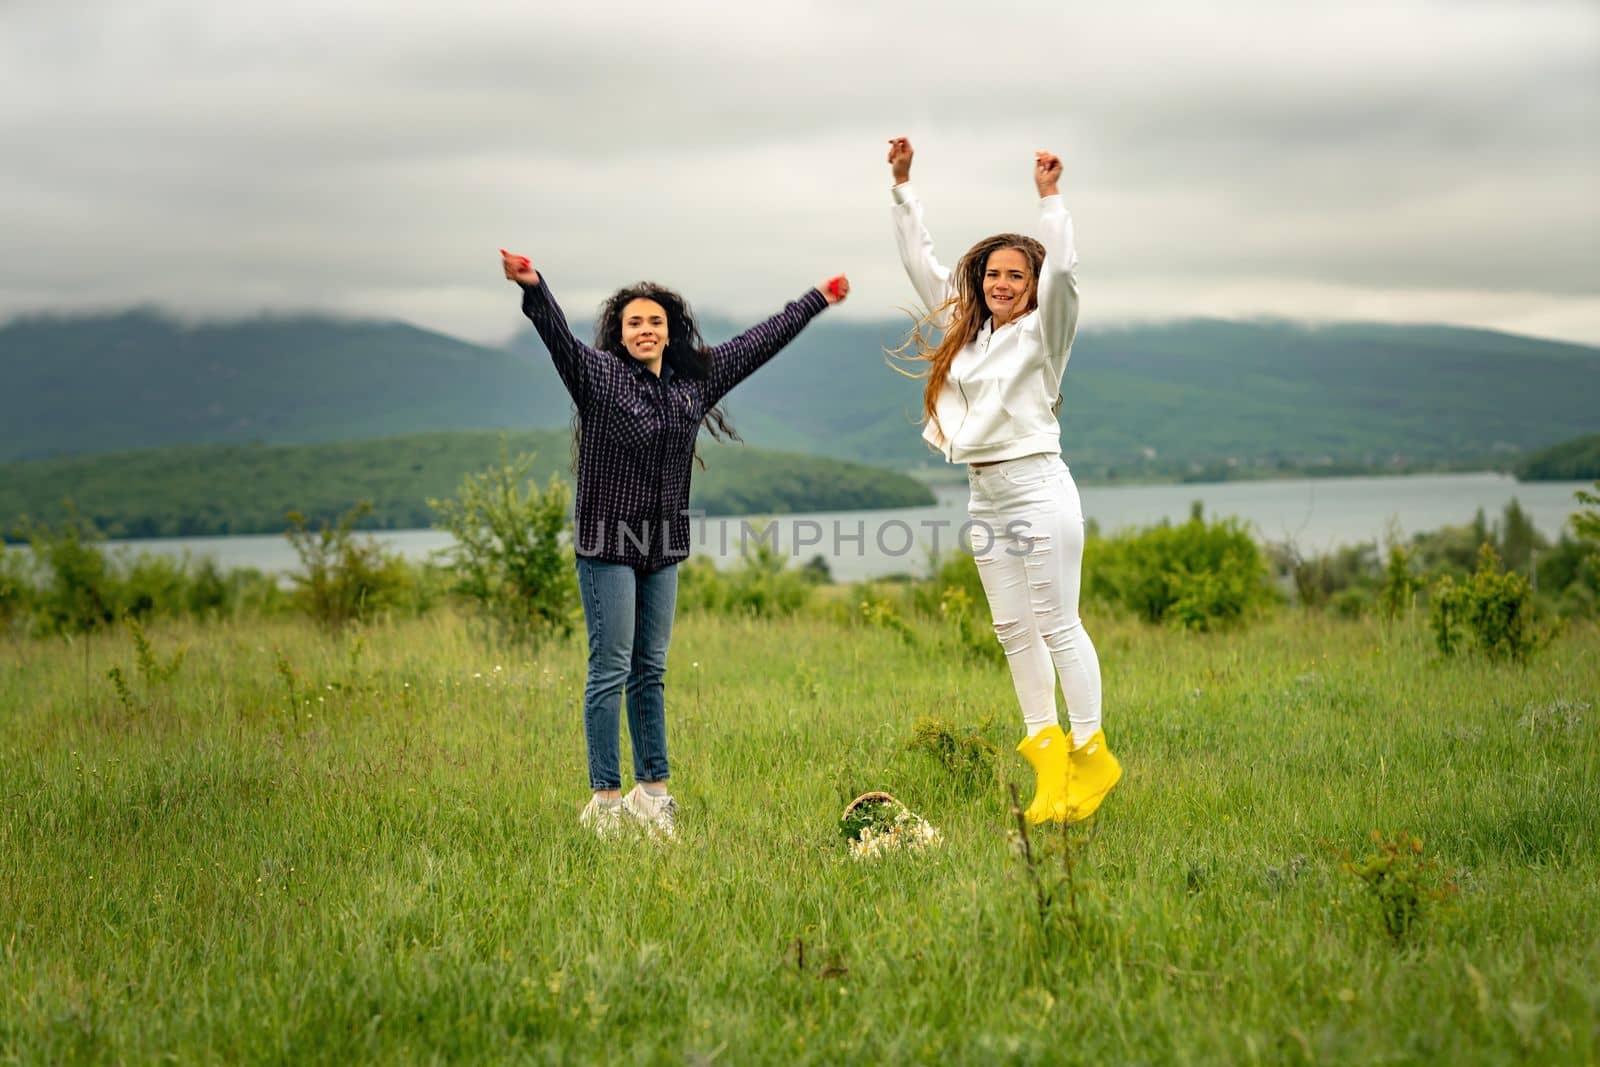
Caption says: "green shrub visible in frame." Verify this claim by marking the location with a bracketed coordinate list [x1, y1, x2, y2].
[1497, 498, 1544, 575]
[119, 552, 189, 621]
[1410, 510, 1490, 576]
[1429, 575, 1464, 657]
[799, 554, 833, 585]
[936, 584, 1003, 665]
[859, 593, 917, 644]
[223, 567, 292, 619]
[1410, 500, 1548, 584]
[24, 516, 119, 636]
[1267, 541, 1380, 610]
[907, 716, 999, 792]
[185, 557, 232, 619]
[1573, 481, 1600, 543]
[0, 549, 32, 636]
[1538, 483, 1600, 619]
[676, 557, 729, 614]
[1430, 544, 1545, 662]
[678, 537, 813, 618]
[911, 551, 987, 618]
[429, 446, 577, 646]
[1342, 830, 1458, 945]
[1088, 512, 1275, 630]
[284, 503, 411, 631]
[1331, 586, 1373, 620]
[1378, 543, 1419, 619]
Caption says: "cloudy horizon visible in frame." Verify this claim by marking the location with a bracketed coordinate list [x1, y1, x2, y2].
[4, 0, 1597, 347]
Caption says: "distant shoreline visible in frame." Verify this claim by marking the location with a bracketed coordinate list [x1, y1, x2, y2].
[905, 458, 1533, 490]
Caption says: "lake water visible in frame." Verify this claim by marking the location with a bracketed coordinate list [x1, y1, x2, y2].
[69, 472, 1592, 583]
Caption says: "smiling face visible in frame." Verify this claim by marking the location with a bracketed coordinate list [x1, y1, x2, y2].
[983, 247, 1034, 327]
[620, 298, 669, 364]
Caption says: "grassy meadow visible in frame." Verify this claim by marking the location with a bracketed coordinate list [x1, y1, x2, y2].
[2, 606, 1597, 1063]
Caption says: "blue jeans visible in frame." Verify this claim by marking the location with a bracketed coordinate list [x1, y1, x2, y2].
[575, 557, 678, 792]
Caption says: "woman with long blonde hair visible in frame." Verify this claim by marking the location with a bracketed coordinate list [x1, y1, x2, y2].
[886, 136, 1120, 823]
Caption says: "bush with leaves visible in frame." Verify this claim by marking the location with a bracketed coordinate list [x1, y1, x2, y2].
[0, 548, 32, 637]
[1087, 505, 1276, 630]
[1536, 535, 1599, 618]
[1430, 544, 1545, 662]
[23, 515, 119, 636]
[1378, 543, 1419, 619]
[1496, 498, 1545, 575]
[428, 447, 577, 646]
[1573, 481, 1600, 542]
[677, 534, 813, 618]
[1342, 831, 1458, 945]
[1411, 508, 1492, 575]
[119, 551, 190, 621]
[184, 557, 232, 619]
[284, 502, 411, 631]
[1517, 482, 1600, 618]
[907, 716, 999, 792]
[911, 550, 987, 618]
[1267, 540, 1380, 611]
[936, 584, 1004, 664]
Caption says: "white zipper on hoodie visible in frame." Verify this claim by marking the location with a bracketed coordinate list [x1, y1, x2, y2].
[891, 182, 1081, 465]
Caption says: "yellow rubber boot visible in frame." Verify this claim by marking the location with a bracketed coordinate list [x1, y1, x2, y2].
[1015, 724, 1072, 824]
[1065, 729, 1122, 823]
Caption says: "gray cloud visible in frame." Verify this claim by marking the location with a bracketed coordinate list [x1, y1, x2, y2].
[2, 0, 1596, 343]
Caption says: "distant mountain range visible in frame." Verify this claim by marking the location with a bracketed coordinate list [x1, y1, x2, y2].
[5, 306, 1598, 475]
[0, 431, 936, 540]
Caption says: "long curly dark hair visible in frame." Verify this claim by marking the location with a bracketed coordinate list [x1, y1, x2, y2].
[888, 233, 1047, 436]
[569, 283, 740, 470]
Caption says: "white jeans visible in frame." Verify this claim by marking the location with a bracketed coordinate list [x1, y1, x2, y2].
[965, 453, 1102, 744]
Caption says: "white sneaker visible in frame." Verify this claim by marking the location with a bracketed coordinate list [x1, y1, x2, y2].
[579, 795, 624, 838]
[622, 785, 678, 840]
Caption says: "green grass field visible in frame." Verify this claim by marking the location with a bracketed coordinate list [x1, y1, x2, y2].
[2, 608, 1596, 1063]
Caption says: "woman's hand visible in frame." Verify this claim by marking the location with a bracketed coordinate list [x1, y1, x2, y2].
[1034, 151, 1062, 198]
[887, 136, 913, 185]
[500, 248, 540, 286]
[821, 274, 851, 305]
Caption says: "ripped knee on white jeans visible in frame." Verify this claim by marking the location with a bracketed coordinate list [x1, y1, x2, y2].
[1039, 617, 1085, 652]
[992, 617, 1036, 655]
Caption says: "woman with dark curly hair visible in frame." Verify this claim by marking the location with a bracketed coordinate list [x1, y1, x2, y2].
[501, 249, 848, 838]
[885, 136, 1120, 825]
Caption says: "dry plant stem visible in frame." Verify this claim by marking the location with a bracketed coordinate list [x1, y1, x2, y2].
[1061, 822, 1080, 930]
[1009, 782, 1052, 923]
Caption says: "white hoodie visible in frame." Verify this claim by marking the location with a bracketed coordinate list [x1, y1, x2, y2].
[891, 182, 1081, 464]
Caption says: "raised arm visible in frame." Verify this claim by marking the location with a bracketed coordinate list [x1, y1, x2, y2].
[699, 277, 846, 408]
[503, 249, 598, 409]
[1031, 153, 1081, 377]
[887, 137, 955, 324]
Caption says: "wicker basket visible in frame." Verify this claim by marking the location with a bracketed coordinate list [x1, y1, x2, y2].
[841, 791, 902, 821]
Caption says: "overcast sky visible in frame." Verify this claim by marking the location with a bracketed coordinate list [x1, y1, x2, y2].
[4, 0, 1597, 345]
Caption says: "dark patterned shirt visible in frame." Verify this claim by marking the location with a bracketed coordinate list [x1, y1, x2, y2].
[520, 279, 829, 572]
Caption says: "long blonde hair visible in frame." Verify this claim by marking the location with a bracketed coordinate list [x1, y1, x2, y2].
[888, 233, 1046, 433]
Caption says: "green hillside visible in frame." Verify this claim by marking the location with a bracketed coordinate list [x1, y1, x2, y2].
[1516, 433, 1600, 481]
[647, 316, 1600, 474]
[0, 310, 568, 461]
[0, 432, 935, 541]
[6, 307, 1598, 472]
